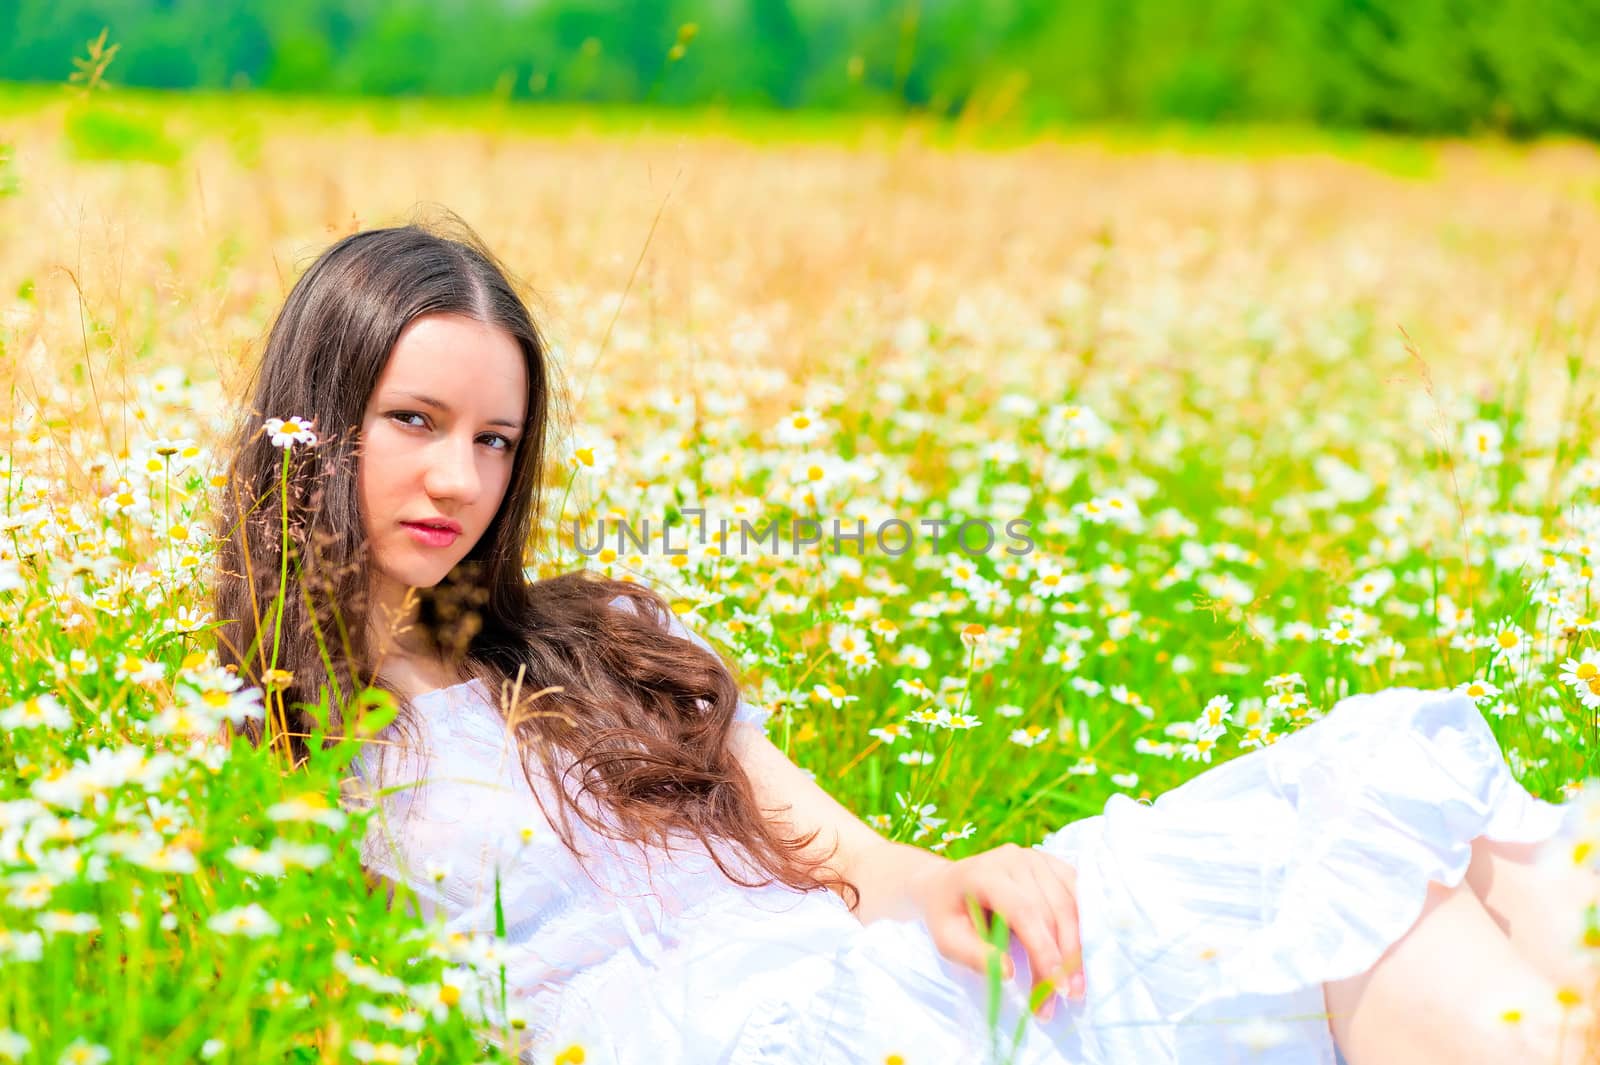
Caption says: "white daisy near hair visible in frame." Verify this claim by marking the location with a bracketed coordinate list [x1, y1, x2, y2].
[263, 415, 318, 450]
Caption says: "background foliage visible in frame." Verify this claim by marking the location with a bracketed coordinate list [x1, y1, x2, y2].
[2, 0, 1600, 137]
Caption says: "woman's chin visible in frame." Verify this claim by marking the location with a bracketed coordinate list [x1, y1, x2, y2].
[377, 562, 455, 593]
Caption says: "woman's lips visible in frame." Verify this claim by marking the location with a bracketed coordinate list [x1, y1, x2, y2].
[400, 521, 460, 548]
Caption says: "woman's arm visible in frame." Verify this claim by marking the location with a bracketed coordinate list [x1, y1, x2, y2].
[725, 721, 1086, 1012]
[725, 720, 946, 924]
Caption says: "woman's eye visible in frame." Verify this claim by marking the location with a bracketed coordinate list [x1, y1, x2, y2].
[390, 411, 429, 429]
[479, 434, 512, 452]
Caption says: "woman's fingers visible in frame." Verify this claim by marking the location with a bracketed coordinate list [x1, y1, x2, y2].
[1025, 856, 1084, 1008]
[1036, 844, 1088, 997]
[1038, 854, 1082, 964]
[922, 847, 1087, 1021]
[929, 906, 1012, 978]
[976, 872, 1064, 1008]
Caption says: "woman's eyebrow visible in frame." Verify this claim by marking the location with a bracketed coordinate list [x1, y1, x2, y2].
[387, 390, 523, 429]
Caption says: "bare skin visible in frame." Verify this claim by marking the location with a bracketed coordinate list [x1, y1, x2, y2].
[1325, 837, 1600, 1065]
[1467, 837, 1600, 991]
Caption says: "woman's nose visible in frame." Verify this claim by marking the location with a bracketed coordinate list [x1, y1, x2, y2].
[423, 434, 481, 503]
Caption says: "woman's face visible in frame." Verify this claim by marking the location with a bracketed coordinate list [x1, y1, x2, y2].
[358, 313, 528, 608]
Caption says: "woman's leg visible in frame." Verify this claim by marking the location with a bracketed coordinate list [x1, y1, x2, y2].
[1325, 878, 1595, 1065]
[1467, 836, 1600, 990]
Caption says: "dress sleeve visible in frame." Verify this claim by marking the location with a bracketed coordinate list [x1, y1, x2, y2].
[607, 591, 772, 732]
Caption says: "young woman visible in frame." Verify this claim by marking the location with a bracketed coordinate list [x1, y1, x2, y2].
[215, 218, 1597, 1065]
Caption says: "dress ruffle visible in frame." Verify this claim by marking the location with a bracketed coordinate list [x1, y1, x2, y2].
[1028, 686, 1569, 1064]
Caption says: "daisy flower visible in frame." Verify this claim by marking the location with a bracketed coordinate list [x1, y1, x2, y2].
[225, 845, 287, 877]
[1029, 560, 1078, 599]
[1009, 725, 1049, 748]
[265, 792, 348, 830]
[206, 903, 280, 938]
[1347, 569, 1394, 607]
[566, 432, 618, 477]
[38, 911, 99, 935]
[348, 1041, 418, 1064]
[1488, 620, 1531, 664]
[1044, 403, 1111, 451]
[773, 408, 828, 447]
[1109, 685, 1154, 720]
[1455, 678, 1502, 706]
[1135, 738, 1178, 759]
[0, 695, 71, 731]
[868, 723, 911, 745]
[263, 416, 317, 450]
[356, 1002, 427, 1033]
[809, 682, 857, 710]
[1461, 419, 1503, 465]
[1265, 672, 1305, 693]
[1197, 694, 1233, 733]
[0, 1031, 29, 1062]
[56, 1038, 111, 1065]
[892, 677, 934, 699]
[1319, 621, 1362, 647]
[868, 617, 900, 642]
[114, 656, 165, 686]
[1560, 652, 1600, 708]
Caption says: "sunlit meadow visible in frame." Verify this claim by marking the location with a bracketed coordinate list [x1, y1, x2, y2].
[4, 86, 1600, 1062]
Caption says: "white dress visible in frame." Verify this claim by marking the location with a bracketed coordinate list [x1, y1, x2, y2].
[357, 606, 1570, 1065]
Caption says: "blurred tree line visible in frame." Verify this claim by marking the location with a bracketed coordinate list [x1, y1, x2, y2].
[3, 0, 1598, 137]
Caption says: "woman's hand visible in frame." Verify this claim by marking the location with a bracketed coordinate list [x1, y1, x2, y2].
[870, 840, 1083, 1019]
[719, 726, 1083, 1017]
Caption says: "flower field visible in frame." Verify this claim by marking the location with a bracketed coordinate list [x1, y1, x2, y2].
[2, 89, 1600, 1061]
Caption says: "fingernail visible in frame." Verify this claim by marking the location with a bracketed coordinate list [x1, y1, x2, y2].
[1040, 997, 1056, 1022]
[1069, 972, 1086, 1000]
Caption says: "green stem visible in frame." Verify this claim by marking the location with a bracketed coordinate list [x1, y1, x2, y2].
[269, 446, 290, 673]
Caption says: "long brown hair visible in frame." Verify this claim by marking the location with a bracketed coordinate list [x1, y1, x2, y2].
[212, 211, 852, 905]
